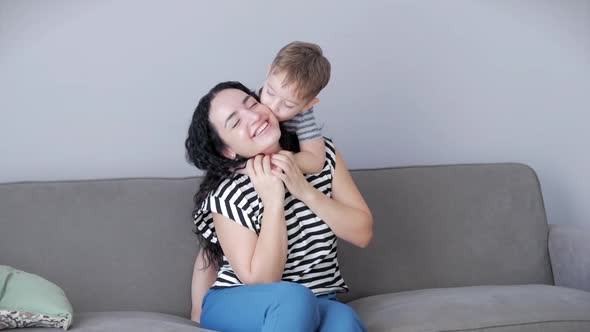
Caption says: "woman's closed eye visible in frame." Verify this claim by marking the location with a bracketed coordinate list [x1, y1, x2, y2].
[232, 120, 240, 128]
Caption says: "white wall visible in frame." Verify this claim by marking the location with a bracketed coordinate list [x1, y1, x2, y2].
[1, 0, 589, 225]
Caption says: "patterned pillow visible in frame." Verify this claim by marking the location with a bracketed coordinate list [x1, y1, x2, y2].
[0, 266, 73, 330]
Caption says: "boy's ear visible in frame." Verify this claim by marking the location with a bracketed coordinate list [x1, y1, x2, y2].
[222, 147, 236, 160]
[304, 98, 320, 111]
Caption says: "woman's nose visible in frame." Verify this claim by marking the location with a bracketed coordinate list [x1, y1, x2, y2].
[244, 109, 261, 123]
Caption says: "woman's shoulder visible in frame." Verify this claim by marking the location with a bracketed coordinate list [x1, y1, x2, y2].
[209, 173, 256, 205]
[323, 137, 336, 154]
[210, 173, 251, 194]
[193, 174, 257, 223]
[322, 137, 337, 169]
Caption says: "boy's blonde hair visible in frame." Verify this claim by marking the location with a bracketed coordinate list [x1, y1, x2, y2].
[270, 41, 331, 102]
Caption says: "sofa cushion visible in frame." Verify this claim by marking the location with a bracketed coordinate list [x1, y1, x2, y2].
[339, 164, 553, 303]
[0, 178, 200, 316]
[549, 223, 590, 293]
[20, 311, 215, 332]
[348, 284, 590, 332]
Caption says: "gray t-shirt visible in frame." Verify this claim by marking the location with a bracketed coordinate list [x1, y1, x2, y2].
[282, 107, 321, 141]
[256, 87, 321, 142]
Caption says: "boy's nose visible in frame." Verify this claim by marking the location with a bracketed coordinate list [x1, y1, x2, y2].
[269, 99, 280, 113]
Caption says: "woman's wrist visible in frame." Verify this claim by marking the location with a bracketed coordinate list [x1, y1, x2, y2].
[262, 197, 285, 213]
[299, 182, 319, 205]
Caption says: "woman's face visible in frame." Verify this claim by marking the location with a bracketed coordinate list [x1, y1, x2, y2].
[209, 88, 281, 158]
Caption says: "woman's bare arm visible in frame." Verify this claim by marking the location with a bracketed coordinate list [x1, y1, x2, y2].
[212, 155, 288, 285]
[190, 250, 217, 323]
[271, 149, 373, 248]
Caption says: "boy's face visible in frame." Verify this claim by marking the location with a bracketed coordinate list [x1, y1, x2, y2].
[260, 69, 318, 122]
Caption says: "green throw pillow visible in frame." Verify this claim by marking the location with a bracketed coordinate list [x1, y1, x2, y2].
[0, 266, 73, 330]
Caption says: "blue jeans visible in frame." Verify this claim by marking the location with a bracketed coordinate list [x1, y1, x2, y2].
[200, 282, 367, 332]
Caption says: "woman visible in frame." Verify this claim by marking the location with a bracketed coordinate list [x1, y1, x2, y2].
[185, 81, 373, 332]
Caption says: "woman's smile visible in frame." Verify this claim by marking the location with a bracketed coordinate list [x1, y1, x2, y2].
[209, 88, 282, 157]
[252, 121, 269, 137]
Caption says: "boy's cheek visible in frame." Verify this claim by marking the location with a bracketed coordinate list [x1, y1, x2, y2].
[259, 95, 276, 113]
[259, 93, 273, 109]
[262, 102, 282, 119]
[274, 111, 293, 122]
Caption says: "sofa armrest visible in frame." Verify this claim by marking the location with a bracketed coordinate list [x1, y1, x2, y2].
[548, 223, 590, 292]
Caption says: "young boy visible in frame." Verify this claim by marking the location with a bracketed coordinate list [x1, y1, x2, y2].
[259, 41, 329, 174]
[191, 41, 331, 323]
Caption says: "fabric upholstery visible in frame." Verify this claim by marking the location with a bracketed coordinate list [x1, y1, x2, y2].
[20, 311, 213, 332]
[348, 284, 590, 332]
[549, 223, 590, 292]
[0, 163, 581, 332]
[0, 178, 201, 317]
[338, 163, 553, 302]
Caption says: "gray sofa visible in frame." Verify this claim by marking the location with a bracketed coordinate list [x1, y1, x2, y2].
[2, 163, 590, 331]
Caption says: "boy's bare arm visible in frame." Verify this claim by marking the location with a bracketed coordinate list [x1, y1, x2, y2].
[190, 250, 218, 323]
[293, 137, 326, 174]
[281, 107, 325, 174]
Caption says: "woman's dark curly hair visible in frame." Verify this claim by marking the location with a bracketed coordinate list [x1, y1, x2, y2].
[185, 81, 299, 270]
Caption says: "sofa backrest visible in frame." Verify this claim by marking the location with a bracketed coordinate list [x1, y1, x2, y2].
[0, 177, 200, 317]
[0, 163, 553, 315]
[337, 163, 553, 302]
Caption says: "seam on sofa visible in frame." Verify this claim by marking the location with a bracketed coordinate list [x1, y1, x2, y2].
[0, 162, 529, 186]
[0, 176, 201, 186]
[351, 162, 531, 173]
[440, 319, 590, 332]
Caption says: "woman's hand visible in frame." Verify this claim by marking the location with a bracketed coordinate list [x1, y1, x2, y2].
[271, 151, 314, 201]
[246, 154, 285, 205]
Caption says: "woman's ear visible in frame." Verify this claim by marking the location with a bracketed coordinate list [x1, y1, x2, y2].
[222, 147, 236, 160]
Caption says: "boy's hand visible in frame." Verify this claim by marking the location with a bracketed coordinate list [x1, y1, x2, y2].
[271, 151, 313, 201]
[246, 155, 285, 205]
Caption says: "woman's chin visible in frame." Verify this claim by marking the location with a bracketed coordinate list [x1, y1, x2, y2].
[242, 126, 281, 156]
[259, 133, 281, 155]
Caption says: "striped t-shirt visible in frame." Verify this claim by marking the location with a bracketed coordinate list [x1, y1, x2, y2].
[193, 138, 348, 296]
[282, 107, 322, 141]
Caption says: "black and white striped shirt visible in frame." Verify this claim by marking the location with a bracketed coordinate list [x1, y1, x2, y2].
[193, 138, 348, 296]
